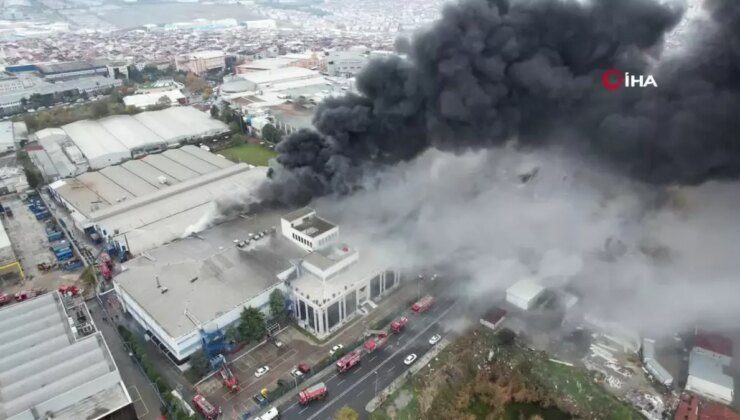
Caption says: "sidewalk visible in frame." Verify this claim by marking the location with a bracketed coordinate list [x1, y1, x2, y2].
[88, 296, 164, 420]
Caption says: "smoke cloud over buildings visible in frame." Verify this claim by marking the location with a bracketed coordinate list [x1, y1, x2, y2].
[262, 0, 739, 205]
[311, 148, 740, 336]
[202, 0, 740, 335]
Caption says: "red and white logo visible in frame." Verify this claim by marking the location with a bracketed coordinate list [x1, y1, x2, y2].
[601, 69, 658, 91]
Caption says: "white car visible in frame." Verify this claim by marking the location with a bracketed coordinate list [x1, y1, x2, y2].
[429, 334, 442, 345]
[290, 368, 304, 378]
[329, 344, 344, 356]
[404, 353, 417, 365]
[254, 366, 270, 377]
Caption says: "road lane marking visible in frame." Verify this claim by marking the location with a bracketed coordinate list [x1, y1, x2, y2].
[356, 389, 365, 397]
[369, 356, 377, 362]
[299, 406, 309, 414]
[306, 302, 457, 420]
[337, 379, 346, 385]
[387, 366, 396, 374]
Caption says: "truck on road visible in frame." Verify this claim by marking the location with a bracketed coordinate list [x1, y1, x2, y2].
[391, 316, 409, 333]
[412, 295, 435, 314]
[336, 349, 362, 372]
[192, 394, 220, 419]
[364, 331, 389, 352]
[298, 382, 327, 405]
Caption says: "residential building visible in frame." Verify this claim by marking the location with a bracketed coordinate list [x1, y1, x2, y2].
[174, 50, 225, 75]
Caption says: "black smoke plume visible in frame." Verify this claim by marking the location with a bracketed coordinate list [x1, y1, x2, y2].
[261, 0, 740, 205]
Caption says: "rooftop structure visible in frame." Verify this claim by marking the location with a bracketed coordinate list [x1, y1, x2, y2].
[505, 278, 545, 310]
[61, 119, 131, 169]
[480, 307, 507, 331]
[674, 394, 740, 420]
[114, 210, 306, 362]
[35, 60, 108, 80]
[280, 207, 338, 252]
[0, 121, 16, 152]
[233, 68, 323, 92]
[122, 89, 186, 109]
[32, 107, 229, 175]
[0, 292, 133, 420]
[642, 338, 674, 387]
[695, 332, 733, 363]
[49, 150, 261, 254]
[686, 348, 734, 405]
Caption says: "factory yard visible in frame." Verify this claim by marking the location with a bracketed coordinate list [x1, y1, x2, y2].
[219, 142, 277, 166]
[0, 194, 83, 294]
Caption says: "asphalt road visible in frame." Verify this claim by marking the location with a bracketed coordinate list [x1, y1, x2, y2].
[277, 296, 460, 420]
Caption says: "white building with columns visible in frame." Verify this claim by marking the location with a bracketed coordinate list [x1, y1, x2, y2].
[282, 208, 400, 338]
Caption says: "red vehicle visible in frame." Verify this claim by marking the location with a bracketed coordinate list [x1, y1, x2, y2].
[364, 331, 389, 352]
[14, 290, 39, 302]
[411, 295, 435, 314]
[219, 364, 239, 392]
[192, 394, 220, 419]
[297, 363, 311, 374]
[336, 349, 362, 372]
[391, 316, 409, 333]
[298, 382, 327, 405]
[0, 292, 10, 306]
[99, 252, 113, 280]
[58, 284, 80, 296]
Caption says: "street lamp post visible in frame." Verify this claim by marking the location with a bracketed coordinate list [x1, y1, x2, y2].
[374, 370, 379, 395]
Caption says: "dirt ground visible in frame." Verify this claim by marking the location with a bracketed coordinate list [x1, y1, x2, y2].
[0, 194, 82, 295]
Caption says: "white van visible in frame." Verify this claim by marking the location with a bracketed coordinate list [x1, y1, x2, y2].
[255, 406, 279, 420]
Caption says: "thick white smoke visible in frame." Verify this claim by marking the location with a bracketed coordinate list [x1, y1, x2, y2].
[309, 146, 740, 337]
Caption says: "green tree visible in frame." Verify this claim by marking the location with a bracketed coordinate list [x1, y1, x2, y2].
[229, 133, 247, 147]
[188, 349, 210, 377]
[91, 100, 109, 118]
[238, 307, 266, 342]
[210, 105, 219, 119]
[220, 105, 235, 124]
[224, 326, 241, 343]
[261, 123, 281, 143]
[335, 406, 359, 420]
[269, 289, 286, 321]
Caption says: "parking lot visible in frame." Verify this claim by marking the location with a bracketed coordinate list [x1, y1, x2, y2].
[0, 194, 83, 294]
[196, 327, 329, 417]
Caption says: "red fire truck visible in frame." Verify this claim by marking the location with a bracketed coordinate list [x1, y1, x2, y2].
[192, 394, 220, 419]
[336, 349, 362, 372]
[298, 382, 328, 405]
[411, 295, 435, 314]
[390, 316, 409, 333]
[363, 331, 389, 353]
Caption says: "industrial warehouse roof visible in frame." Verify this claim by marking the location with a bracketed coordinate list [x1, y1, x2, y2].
[132, 106, 228, 143]
[240, 67, 320, 85]
[50, 145, 235, 218]
[0, 293, 130, 420]
[115, 211, 307, 338]
[97, 114, 167, 150]
[90, 164, 268, 254]
[62, 119, 131, 165]
[689, 349, 734, 390]
[506, 279, 545, 301]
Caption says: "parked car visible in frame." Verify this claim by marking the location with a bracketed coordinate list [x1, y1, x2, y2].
[273, 339, 284, 349]
[253, 393, 268, 405]
[291, 368, 304, 378]
[404, 353, 417, 366]
[429, 334, 442, 345]
[255, 366, 270, 378]
[329, 344, 344, 357]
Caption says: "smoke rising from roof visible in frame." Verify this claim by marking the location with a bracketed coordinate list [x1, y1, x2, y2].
[261, 0, 739, 205]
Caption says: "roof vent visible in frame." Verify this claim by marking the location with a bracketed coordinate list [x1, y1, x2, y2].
[190, 277, 198, 283]
[161, 287, 169, 294]
[157, 176, 169, 185]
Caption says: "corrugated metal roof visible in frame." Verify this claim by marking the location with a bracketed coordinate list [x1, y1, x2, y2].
[0, 293, 131, 420]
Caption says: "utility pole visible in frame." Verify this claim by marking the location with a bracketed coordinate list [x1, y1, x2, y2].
[374, 370, 379, 395]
